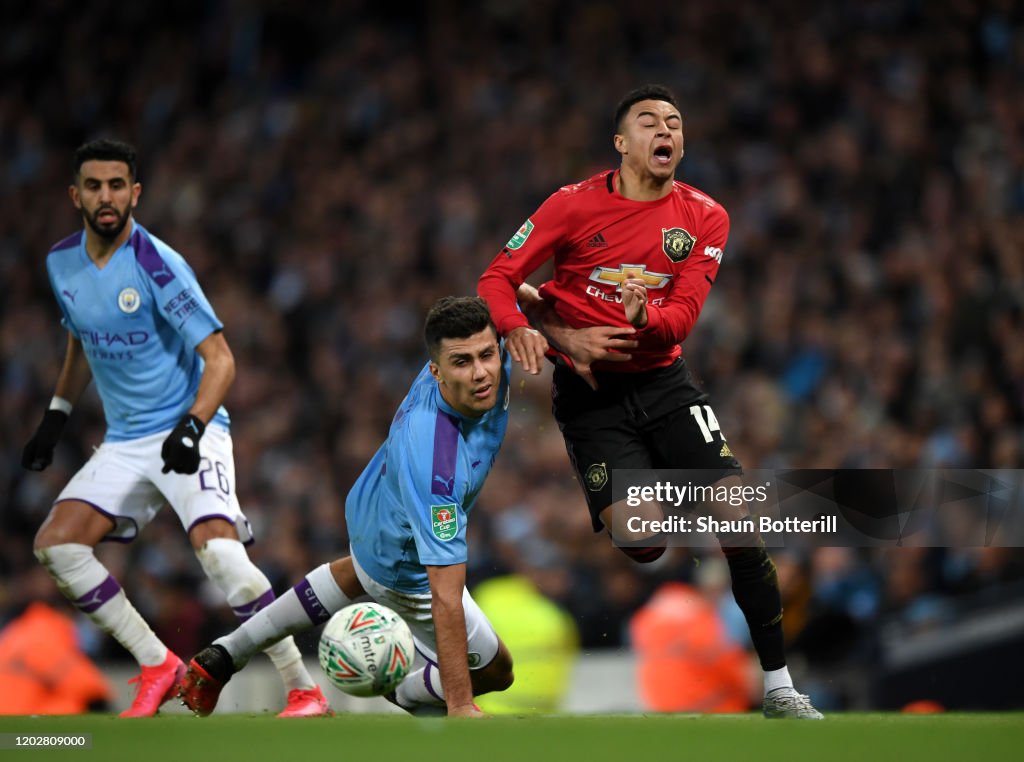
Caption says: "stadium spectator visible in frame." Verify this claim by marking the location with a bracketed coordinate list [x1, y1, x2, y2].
[0, 600, 113, 715]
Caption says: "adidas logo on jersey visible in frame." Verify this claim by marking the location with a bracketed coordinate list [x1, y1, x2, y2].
[586, 232, 608, 248]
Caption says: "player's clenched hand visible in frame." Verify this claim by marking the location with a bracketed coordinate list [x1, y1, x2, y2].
[505, 326, 549, 376]
[448, 703, 486, 718]
[22, 409, 69, 471]
[622, 278, 649, 328]
[559, 325, 637, 390]
[160, 414, 206, 474]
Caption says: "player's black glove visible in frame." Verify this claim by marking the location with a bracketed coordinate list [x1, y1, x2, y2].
[161, 413, 206, 474]
[22, 409, 70, 471]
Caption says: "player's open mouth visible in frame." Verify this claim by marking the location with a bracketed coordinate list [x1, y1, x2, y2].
[97, 209, 118, 222]
[473, 384, 492, 399]
[653, 145, 673, 165]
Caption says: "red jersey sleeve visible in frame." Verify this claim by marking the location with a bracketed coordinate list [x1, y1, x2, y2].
[477, 191, 569, 337]
[637, 202, 729, 348]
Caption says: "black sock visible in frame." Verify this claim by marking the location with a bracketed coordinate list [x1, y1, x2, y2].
[197, 643, 235, 684]
[720, 541, 786, 671]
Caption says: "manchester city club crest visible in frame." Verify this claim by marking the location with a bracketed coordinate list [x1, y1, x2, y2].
[662, 227, 696, 262]
[117, 287, 141, 313]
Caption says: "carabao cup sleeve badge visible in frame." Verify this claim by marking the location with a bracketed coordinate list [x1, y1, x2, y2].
[431, 504, 458, 541]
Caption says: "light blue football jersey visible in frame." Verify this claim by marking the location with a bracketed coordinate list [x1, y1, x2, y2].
[347, 350, 512, 593]
[45, 222, 229, 441]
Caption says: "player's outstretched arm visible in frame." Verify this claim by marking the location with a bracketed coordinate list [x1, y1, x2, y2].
[22, 332, 92, 471]
[425, 562, 483, 718]
[516, 283, 637, 390]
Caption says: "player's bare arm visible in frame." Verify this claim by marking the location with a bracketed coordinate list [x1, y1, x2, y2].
[425, 562, 483, 718]
[516, 283, 637, 390]
[22, 333, 93, 471]
[190, 331, 236, 423]
[53, 333, 94, 404]
[622, 278, 649, 328]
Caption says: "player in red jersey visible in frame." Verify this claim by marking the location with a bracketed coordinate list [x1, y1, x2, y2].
[479, 84, 822, 719]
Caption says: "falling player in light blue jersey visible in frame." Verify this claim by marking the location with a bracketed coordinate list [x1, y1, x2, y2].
[180, 297, 518, 719]
[22, 139, 330, 718]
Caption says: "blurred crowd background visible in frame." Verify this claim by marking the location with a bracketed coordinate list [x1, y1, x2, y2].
[2, 0, 1023, 711]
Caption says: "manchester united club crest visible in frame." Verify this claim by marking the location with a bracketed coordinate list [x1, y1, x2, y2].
[584, 463, 608, 492]
[662, 227, 696, 263]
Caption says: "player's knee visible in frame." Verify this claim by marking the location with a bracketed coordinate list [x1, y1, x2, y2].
[481, 664, 514, 693]
[188, 517, 239, 549]
[33, 502, 110, 550]
[619, 544, 667, 564]
[720, 542, 771, 570]
[33, 526, 58, 551]
[34, 519, 86, 550]
[494, 666, 514, 692]
[33, 543, 93, 578]
[478, 645, 514, 692]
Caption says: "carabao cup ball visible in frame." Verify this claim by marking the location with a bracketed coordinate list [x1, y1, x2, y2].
[318, 602, 415, 697]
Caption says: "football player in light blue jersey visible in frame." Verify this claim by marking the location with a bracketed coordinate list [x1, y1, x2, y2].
[22, 139, 330, 719]
[180, 297, 520, 718]
[177, 297, 638, 719]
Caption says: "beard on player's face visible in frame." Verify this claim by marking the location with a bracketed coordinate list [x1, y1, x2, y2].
[83, 202, 132, 240]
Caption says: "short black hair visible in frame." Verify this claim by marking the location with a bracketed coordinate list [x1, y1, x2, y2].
[613, 84, 681, 133]
[73, 139, 137, 181]
[424, 296, 497, 360]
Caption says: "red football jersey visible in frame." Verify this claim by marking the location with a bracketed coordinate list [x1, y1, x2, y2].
[478, 169, 729, 373]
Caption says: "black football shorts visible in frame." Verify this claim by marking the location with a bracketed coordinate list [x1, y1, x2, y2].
[552, 358, 743, 531]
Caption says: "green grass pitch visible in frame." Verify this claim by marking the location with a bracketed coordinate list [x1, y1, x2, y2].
[1, 713, 1022, 762]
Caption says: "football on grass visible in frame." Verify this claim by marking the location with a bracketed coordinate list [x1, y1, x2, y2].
[318, 602, 415, 697]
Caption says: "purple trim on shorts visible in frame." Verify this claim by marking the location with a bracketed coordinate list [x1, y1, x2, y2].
[423, 662, 444, 703]
[131, 227, 176, 288]
[75, 575, 122, 613]
[232, 589, 277, 621]
[414, 644, 438, 668]
[54, 498, 138, 544]
[430, 411, 460, 497]
[293, 578, 331, 624]
[186, 515, 253, 546]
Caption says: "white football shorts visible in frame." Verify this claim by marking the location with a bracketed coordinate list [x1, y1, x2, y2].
[55, 425, 253, 544]
[351, 551, 499, 672]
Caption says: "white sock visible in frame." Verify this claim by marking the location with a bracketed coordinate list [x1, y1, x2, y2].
[396, 659, 447, 712]
[214, 563, 351, 672]
[35, 544, 166, 666]
[262, 640, 314, 692]
[764, 665, 794, 695]
[196, 538, 327, 691]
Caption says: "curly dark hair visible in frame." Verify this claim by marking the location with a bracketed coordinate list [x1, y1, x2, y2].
[73, 138, 138, 180]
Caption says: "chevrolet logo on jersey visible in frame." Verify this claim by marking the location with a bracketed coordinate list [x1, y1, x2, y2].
[589, 264, 672, 291]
